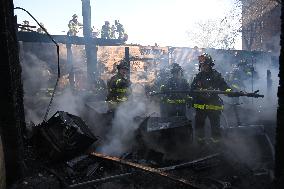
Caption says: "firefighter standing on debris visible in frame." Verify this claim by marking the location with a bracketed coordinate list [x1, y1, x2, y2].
[89, 73, 107, 101]
[225, 65, 246, 92]
[36, 22, 46, 34]
[106, 59, 131, 109]
[68, 14, 83, 36]
[115, 20, 125, 40]
[190, 53, 231, 143]
[20, 20, 31, 32]
[101, 21, 111, 39]
[110, 24, 116, 39]
[160, 63, 191, 117]
[237, 59, 259, 81]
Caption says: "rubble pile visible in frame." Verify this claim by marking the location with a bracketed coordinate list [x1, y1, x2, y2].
[10, 110, 273, 189]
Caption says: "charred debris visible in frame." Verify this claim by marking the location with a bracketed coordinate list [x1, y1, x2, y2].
[10, 110, 273, 189]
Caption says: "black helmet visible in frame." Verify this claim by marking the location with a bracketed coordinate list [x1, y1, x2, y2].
[170, 63, 183, 74]
[198, 53, 215, 66]
[117, 59, 129, 70]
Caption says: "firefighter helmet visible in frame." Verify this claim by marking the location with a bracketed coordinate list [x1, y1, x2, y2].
[170, 63, 183, 74]
[117, 59, 129, 70]
[198, 53, 215, 66]
[238, 59, 247, 67]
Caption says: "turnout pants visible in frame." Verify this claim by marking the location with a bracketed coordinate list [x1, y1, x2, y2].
[195, 109, 221, 139]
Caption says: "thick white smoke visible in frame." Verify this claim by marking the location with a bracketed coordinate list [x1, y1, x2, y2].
[97, 92, 148, 156]
[19, 42, 89, 125]
[19, 35, 279, 165]
[20, 51, 52, 124]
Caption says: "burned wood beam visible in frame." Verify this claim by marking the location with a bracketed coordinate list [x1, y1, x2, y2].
[17, 31, 125, 46]
[69, 153, 221, 188]
[66, 42, 75, 88]
[91, 152, 202, 189]
[125, 47, 130, 77]
[0, 0, 26, 186]
[68, 172, 132, 189]
[81, 0, 97, 80]
[160, 153, 220, 172]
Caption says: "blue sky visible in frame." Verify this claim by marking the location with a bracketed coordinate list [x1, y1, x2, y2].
[14, 0, 241, 48]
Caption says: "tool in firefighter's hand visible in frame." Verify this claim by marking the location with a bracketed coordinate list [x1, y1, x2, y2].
[148, 90, 190, 96]
[192, 89, 264, 98]
[149, 89, 264, 98]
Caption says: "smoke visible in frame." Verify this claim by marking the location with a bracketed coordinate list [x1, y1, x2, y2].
[220, 57, 278, 168]
[171, 47, 279, 127]
[97, 92, 148, 156]
[227, 54, 278, 126]
[20, 49, 53, 124]
[19, 43, 88, 125]
[50, 88, 85, 115]
[19, 33, 279, 164]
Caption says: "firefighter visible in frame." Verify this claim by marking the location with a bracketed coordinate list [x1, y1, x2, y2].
[225, 65, 246, 92]
[152, 67, 171, 92]
[190, 53, 231, 143]
[106, 59, 131, 109]
[20, 20, 30, 32]
[160, 63, 191, 117]
[110, 24, 116, 39]
[90, 73, 107, 101]
[101, 21, 111, 39]
[67, 14, 83, 36]
[36, 22, 46, 34]
[115, 20, 125, 40]
[237, 59, 259, 81]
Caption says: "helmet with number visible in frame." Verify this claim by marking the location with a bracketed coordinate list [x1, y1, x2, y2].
[198, 53, 215, 66]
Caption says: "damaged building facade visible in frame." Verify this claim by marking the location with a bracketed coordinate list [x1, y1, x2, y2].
[242, 0, 281, 54]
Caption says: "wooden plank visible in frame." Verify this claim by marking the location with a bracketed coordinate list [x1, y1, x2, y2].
[17, 31, 125, 46]
[91, 152, 202, 189]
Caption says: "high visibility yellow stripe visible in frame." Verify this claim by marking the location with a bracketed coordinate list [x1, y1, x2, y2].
[166, 99, 186, 104]
[232, 84, 240, 89]
[193, 104, 223, 110]
[108, 97, 128, 104]
[160, 85, 165, 90]
[116, 79, 122, 85]
[116, 88, 127, 93]
[110, 88, 127, 93]
[205, 104, 223, 110]
[225, 88, 232, 92]
[117, 97, 128, 102]
[193, 104, 205, 109]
